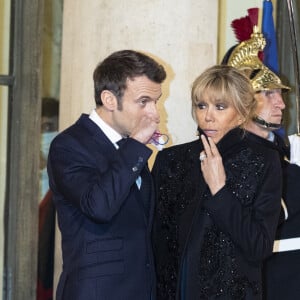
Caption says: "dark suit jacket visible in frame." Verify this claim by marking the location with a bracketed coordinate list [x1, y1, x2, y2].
[262, 138, 300, 300]
[48, 114, 156, 300]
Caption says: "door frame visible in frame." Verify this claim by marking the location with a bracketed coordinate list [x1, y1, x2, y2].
[3, 0, 44, 299]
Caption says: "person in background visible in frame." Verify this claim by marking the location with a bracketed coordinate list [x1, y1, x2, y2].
[38, 97, 59, 300]
[152, 64, 282, 299]
[40, 97, 59, 199]
[250, 72, 300, 300]
[47, 49, 166, 300]
[224, 29, 300, 300]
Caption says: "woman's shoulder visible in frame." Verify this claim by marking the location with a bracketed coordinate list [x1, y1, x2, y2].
[229, 132, 282, 177]
[243, 131, 281, 158]
[222, 130, 281, 176]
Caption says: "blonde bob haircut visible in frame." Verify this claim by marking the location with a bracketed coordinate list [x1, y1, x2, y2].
[191, 65, 257, 128]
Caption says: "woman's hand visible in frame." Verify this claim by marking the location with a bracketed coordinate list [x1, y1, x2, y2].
[200, 134, 226, 195]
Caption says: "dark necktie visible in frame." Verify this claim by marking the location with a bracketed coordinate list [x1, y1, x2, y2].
[140, 166, 151, 217]
[116, 138, 127, 147]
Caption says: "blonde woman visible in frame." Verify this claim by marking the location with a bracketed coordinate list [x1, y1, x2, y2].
[152, 65, 282, 299]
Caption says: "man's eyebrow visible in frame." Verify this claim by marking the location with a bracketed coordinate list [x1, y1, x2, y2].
[137, 93, 162, 100]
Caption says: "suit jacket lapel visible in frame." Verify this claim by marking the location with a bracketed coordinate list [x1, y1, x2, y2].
[76, 114, 117, 155]
[77, 114, 153, 225]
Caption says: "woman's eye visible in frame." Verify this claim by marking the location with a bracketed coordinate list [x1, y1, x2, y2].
[216, 104, 226, 110]
[196, 103, 206, 109]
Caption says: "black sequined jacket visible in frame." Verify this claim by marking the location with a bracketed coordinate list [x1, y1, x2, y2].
[152, 127, 282, 300]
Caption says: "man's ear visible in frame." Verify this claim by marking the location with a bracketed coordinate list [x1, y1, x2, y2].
[101, 90, 118, 111]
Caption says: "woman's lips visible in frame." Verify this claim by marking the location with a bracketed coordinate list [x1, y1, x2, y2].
[203, 130, 217, 137]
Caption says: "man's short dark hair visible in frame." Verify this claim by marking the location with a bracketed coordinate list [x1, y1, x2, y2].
[93, 50, 166, 106]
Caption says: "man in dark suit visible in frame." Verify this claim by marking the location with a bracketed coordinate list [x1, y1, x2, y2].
[245, 75, 300, 300]
[47, 50, 166, 300]
[224, 31, 300, 300]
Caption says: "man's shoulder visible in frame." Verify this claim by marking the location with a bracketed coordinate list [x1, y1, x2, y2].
[50, 114, 102, 151]
[56, 114, 96, 138]
[243, 131, 280, 156]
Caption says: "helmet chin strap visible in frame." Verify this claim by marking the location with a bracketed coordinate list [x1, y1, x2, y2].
[253, 116, 282, 129]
